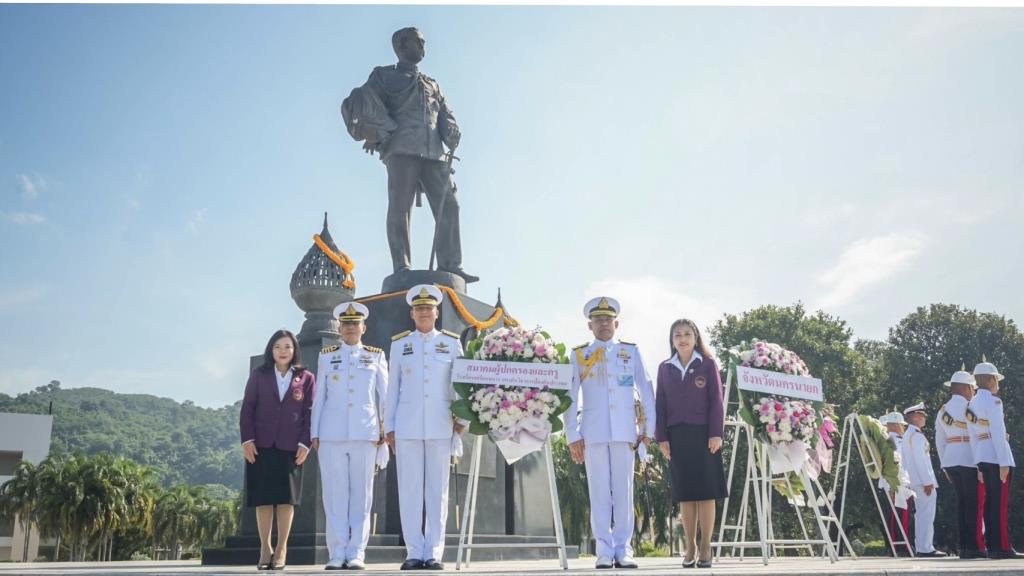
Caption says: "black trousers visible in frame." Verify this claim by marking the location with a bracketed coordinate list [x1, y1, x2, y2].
[385, 155, 462, 273]
[978, 462, 1014, 553]
[946, 466, 985, 553]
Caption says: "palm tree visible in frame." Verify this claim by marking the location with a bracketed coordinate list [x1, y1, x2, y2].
[0, 460, 39, 562]
[35, 454, 74, 561]
[154, 485, 198, 560]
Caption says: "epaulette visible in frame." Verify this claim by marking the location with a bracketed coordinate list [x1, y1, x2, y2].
[392, 330, 411, 341]
[619, 340, 636, 346]
[364, 345, 383, 354]
[572, 343, 589, 351]
[941, 411, 955, 426]
[321, 344, 339, 354]
[441, 329, 460, 339]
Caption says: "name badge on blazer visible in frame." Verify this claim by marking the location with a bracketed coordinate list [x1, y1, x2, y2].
[617, 374, 635, 387]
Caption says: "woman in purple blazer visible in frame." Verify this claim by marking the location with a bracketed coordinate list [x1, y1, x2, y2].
[239, 329, 315, 570]
[655, 319, 727, 568]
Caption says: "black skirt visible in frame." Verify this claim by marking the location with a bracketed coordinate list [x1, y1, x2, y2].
[668, 422, 728, 502]
[245, 446, 303, 507]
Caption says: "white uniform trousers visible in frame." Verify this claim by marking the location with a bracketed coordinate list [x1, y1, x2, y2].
[319, 441, 378, 563]
[910, 484, 936, 553]
[396, 438, 451, 561]
[584, 441, 635, 560]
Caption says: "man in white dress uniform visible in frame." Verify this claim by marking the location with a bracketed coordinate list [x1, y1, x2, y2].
[563, 296, 656, 569]
[312, 302, 388, 570]
[384, 284, 466, 570]
[901, 402, 946, 557]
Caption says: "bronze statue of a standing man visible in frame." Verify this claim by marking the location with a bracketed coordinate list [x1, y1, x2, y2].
[343, 27, 478, 283]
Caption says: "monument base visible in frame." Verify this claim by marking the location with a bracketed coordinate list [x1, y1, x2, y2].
[382, 268, 466, 294]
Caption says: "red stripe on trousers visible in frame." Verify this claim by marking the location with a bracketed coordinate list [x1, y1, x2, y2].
[1000, 476, 1010, 551]
[977, 481, 987, 551]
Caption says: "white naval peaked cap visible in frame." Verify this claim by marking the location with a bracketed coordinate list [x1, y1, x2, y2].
[973, 355, 1005, 381]
[879, 410, 906, 425]
[943, 370, 977, 388]
[334, 301, 369, 321]
[584, 296, 620, 319]
[903, 402, 927, 416]
[406, 284, 444, 307]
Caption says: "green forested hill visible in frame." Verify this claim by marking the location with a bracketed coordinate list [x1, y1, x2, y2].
[0, 381, 243, 490]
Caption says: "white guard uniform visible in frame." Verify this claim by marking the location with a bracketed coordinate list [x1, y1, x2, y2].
[967, 389, 1015, 467]
[312, 340, 388, 565]
[936, 396, 975, 469]
[564, 338, 655, 563]
[384, 327, 464, 563]
[901, 423, 937, 553]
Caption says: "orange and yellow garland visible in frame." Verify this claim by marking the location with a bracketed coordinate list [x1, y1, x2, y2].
[313, 234, 356, 290]
[354, 284, 520, 330]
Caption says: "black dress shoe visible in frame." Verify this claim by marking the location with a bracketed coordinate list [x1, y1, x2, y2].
[423, 559, 444, 570]
[959, 549, 988, 559]
[682, 558, 696, 568]
[990, 549, 1024, 559]
[439, 267, 479, 283]
[270, 564, 286, 570]
[916, 550, 948, 558]
[258, 563, 272, 571]
[696, 559, 712, 568]
[400, 559, 424, 570]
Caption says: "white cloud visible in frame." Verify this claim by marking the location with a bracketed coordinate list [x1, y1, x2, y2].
[17, 173, 45, 200]
[186, 208, 208, 233]
[1, 211, 46, 225]
[0, 367, 52, 396]
[0, 283, 51, 312]
[802, 202, 857, 228]
[528, 276, 733, 368]
[814, 232, 927, 311]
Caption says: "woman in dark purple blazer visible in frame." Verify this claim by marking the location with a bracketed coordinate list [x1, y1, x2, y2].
[239, 329, 315, 570]
[655, 319, 727, 568]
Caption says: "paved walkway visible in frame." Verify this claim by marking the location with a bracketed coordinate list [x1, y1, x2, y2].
[1, 557, 1024, 575]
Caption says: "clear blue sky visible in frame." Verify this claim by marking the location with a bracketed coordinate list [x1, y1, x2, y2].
[1, 6, 1022, 407]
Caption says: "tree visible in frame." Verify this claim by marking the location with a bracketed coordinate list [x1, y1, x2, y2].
[0, 460, 39, 562]
[154, 485, 199, 560]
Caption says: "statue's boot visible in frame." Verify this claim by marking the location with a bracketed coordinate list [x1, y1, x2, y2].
[440, 267, 479, 283]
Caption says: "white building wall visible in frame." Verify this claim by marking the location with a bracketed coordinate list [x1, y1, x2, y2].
[0, 412, 54, 562]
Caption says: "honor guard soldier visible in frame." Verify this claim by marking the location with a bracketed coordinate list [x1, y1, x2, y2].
[935, 368, 986, 559]
[877, 409, 914, 554]
[901, 403, 945, 557]
[311, 302, 388, 570]
[880, 408, 907, 449]
[383, 285, 466, 570]
[967, 357, 1022, 559]
[563, 297, 656, 569]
